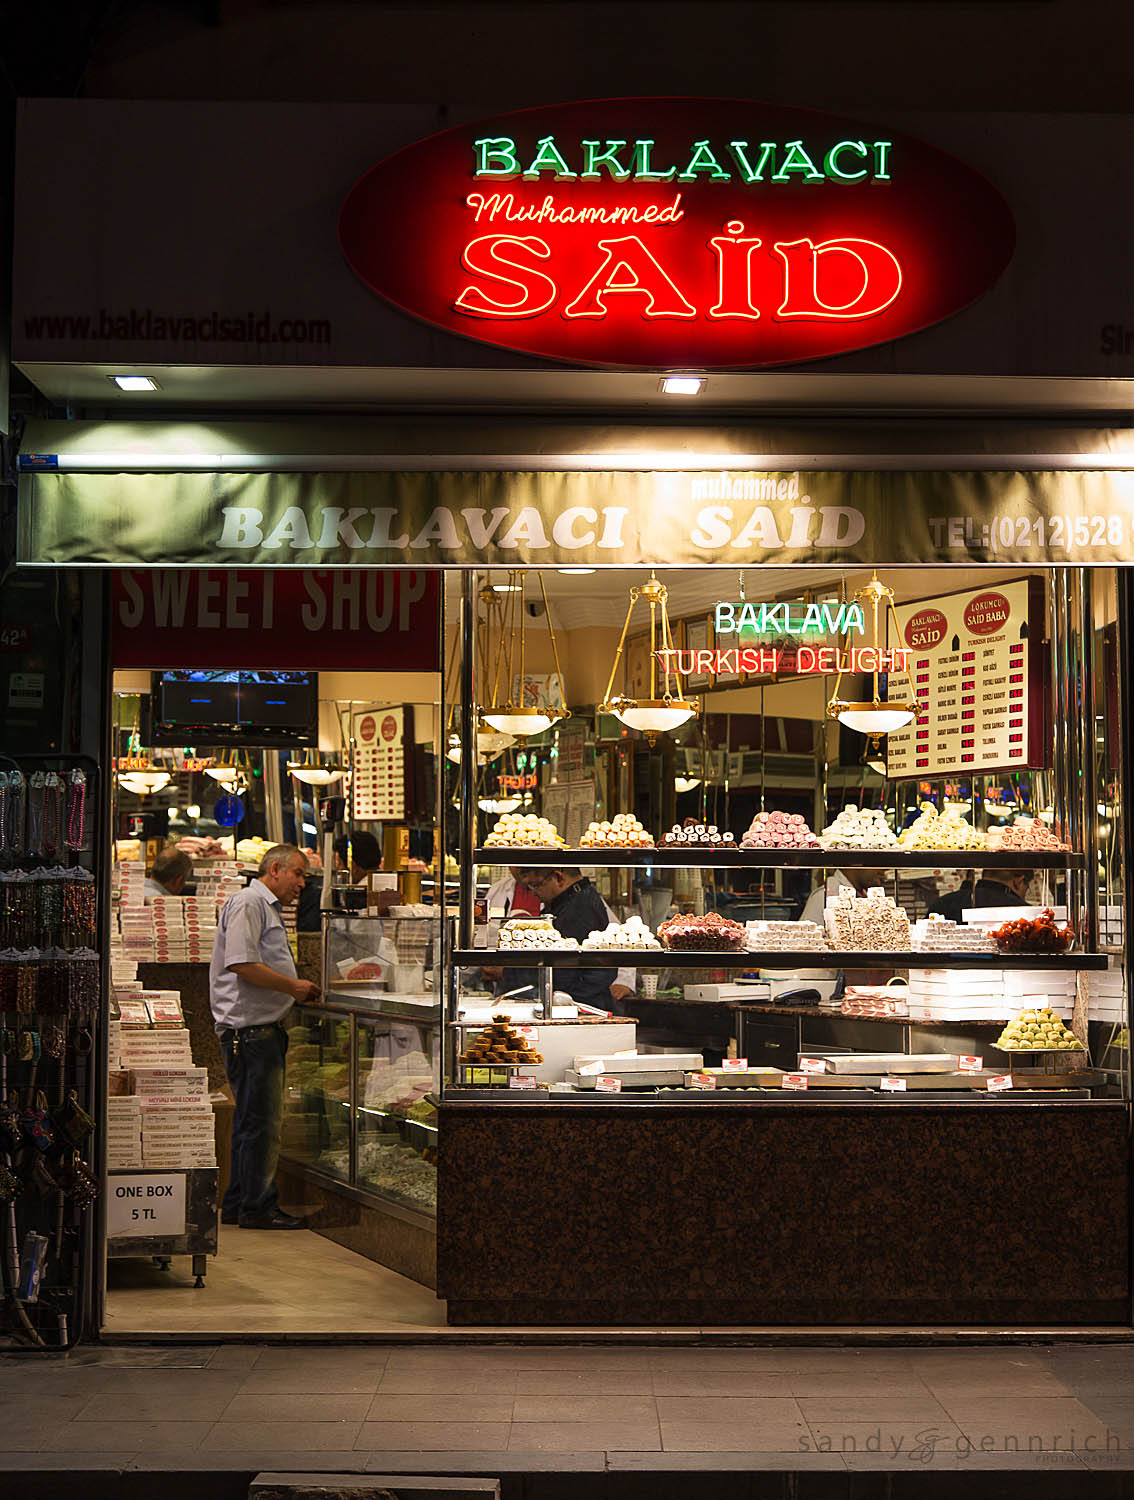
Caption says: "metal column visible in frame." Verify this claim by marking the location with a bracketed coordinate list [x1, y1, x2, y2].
[458, 573, 477, 951]
[1078, 568, 1099, 953]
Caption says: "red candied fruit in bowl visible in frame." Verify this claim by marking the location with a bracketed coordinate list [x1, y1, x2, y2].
[990, 908, 1073, 954]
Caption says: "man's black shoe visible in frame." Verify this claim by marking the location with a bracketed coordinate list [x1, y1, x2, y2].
[238, 1209, 305, 1230]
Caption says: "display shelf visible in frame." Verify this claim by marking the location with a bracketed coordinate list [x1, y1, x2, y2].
[473, 846, 1083, 870]
[453, 948, 1109, 970]
[732, 1002, 1006, 1026]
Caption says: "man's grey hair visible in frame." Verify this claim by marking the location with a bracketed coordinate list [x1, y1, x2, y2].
[258, 842, 304, 876]
[152, 846, 192, 885]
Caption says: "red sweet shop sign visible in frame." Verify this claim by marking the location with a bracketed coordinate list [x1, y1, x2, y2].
[339, 97, 1016, 369]
[111, 568, 439, 671]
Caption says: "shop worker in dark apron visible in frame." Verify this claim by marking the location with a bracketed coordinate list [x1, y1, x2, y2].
[210, 843, 321, 1229]
[515, 866, 624, 1011]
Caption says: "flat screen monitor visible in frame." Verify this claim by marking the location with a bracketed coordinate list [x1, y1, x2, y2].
[150, 670, 318, 747]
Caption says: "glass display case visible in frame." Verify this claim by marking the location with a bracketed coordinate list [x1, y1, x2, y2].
[282, 1002, 352, 1181]
[281, 912, 441, 1223]
[443, 566, 1128, 1107]
[357, 1011, 439, 1213]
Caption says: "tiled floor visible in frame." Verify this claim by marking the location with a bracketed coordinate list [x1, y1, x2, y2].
[104, 1223, 448, 1333]
[0, 1341, 1132, 1473]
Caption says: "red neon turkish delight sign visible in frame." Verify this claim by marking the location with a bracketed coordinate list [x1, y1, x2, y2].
[339, 97, 1015, 369]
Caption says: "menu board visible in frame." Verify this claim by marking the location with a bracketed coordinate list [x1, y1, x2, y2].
[353, 706, 406, 820]
[565, 778, 598, 849]
[886, 579, 1043, 779]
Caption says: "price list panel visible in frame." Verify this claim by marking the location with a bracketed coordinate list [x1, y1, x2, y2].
[352, 707, 406, 820]
[886, 579, 1040, 779]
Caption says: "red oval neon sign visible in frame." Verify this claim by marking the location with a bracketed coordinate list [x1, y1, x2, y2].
[339, 97, 1016, 369]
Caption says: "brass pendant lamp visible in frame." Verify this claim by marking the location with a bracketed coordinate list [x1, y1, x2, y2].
[600, 573, 698, 742]
[479, 570, 569, 737]
[825, 573, 921, 734]
[443, 582, 515, 765]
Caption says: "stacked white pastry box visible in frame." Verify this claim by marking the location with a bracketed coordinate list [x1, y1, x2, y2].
[906, 969, 1075, 1023]
[1089, 959, 1126, 1025]
[106, 1097, 143, 1169]
[905, 908, 1074, 1023]
[112, 987, 217, 1169]
[105, 978, 219, 1280]
[151, 895, 218, 963]
[117, 862, 155, 963]
[195, 866, 245, 920]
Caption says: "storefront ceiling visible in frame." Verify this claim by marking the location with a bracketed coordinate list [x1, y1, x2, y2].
[17, 364, 1134, 417]
[20, 414, 1134, 470]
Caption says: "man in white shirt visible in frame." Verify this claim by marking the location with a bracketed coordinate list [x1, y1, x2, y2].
[800, 871, 855, 928]
[210, 844, 320, 1230]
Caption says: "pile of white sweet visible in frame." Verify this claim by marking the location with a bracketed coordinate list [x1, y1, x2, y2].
[899, 802, 985, 852]
[746, 919, 827, 951]
[483, 813, 565, 849]
[820, 805, 899, 850]
[497, 917, 577, 950]
[911, 914, 997, 952]
[581, 915, 661, 950]
[580, 814, 654, 848]
[825, 886, 911, 950]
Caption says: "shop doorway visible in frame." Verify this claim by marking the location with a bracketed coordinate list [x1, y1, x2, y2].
[102, 568, 448, 1336]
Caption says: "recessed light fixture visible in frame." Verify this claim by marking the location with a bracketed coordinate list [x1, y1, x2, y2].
[558, 568, 595, 575]
[491, 583, 523, 593]
[110, 374, 160, 392]
[660, 375, 704, 396]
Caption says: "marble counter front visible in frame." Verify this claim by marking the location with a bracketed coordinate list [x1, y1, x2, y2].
[437, 1099, 1130, 1327]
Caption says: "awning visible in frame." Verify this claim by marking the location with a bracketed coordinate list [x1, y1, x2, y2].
[18, 417, 1134, 568]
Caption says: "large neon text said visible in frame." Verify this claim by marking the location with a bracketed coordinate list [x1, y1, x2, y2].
[454, 222, 902, 322]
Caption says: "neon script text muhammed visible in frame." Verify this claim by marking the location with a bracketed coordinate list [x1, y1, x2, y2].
[472, 136, 893, 184]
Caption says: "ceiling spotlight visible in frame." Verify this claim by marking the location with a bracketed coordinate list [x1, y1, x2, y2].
[660, 376, 705, 396]
[558, 568, 596, 575]
[110, 374, 160, 392]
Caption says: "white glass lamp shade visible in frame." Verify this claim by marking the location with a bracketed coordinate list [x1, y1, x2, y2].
[477, 729, 516, 755]
[447, 730, 515, 765]
[481, 707, 556, 737]
[613, 701, 697, 734]
[118, 770, 171, 795]
[674, 776, 702, 793]
[837, 707, 916, 734]
[478, 796, 522, 814]
[287, 765, 342, 786]
[205, 766, 241, 784]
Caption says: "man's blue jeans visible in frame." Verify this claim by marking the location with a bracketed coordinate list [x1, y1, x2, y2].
[220, 1022, 288, 1222]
